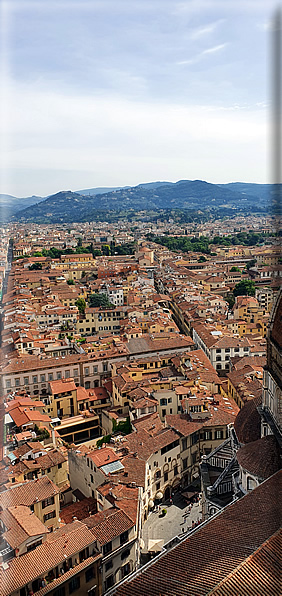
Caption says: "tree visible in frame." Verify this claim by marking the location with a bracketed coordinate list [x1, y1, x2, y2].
[28, 263, 42, 270]
[226, 294, 235, 309]
[88, 293, 114, 308]
[233, 280, 256, 297]
[230, 266, 240, 272]
[246, 259, 257, 270]
[198, 255, 207, 262]
[67, 279, 74, 285]
[75, 297, 86, 314]
[102, 244, 111, 256]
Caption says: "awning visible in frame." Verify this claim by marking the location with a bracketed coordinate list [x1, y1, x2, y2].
[148, 539, 164, 552]
[155, 491, 163, 500]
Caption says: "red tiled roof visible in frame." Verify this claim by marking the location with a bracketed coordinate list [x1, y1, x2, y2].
[0, 476, 60, 509]
[84, 507, 134, 545]
[234, 396, 262, 444]
[236, 435, 281, 479]
[0, 520, 99, 595]
[113, 471, 282, 596]
[209, 530, 282, 596]
[89, 447, 120, 468]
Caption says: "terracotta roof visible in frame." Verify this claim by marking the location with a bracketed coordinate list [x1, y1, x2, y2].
[234, 396, 262, 444]
[0, 505, 49, 548]
[0, 476, 60, 509]
[88, 447, 120, 468]
[0, 520, 99, 596]
[208, 530, 282, 596]
[84, 507, 134, 545]
[236, 435, 281, 479]
[59, 497, 96, 524]
[113, 471, 282, 596]
[49, 378, 76, 394]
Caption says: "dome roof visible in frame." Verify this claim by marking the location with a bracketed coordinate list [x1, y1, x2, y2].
[237, 435, 281, 480]
[234, 396, 262, 444]
[269, 289, 282, 349]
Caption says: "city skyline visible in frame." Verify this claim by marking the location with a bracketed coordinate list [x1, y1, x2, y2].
[0, 0, 279, 197]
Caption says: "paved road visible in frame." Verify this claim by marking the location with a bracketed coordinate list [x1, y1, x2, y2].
[142, 493, 202, 551]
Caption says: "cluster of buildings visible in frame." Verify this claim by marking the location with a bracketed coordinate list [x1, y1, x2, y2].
[0, 222, 280, 596]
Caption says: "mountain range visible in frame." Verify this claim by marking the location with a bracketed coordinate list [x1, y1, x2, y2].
[1, 180, 275, 224]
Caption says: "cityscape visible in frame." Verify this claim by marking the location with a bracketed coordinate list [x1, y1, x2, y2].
[0, 206, 281, 594]
[0, 1, 281, 595]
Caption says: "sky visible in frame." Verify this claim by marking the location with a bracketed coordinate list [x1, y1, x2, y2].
[0, 0, 280, 197]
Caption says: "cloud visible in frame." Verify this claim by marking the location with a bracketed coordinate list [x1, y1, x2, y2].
[202, 43, 227, 55]
[190, 19, 225, 40]
[177, 42, 227, 65]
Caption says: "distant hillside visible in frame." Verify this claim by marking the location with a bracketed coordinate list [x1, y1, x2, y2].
[0, 194, 44, 222]
[12, 179, 270, 223]
[77, 181, 172, 195]
[218, 183, 274, 202]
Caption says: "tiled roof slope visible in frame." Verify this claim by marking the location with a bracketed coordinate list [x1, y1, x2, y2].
[113, 470, 282, 596]
[208, 529, 282, 596]
[234, 395, 262, 444]
[0, 476, 60, 509]
[0, 520, 97, 595]
[236, 435, 281, 479]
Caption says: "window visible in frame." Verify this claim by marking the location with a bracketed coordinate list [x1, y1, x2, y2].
[24, 377, 29, 385]
[103, 363, 107, 372]
[204, 430, 212, 441]
[58, 463, 62, 469]
[191, 432, 198, 445]
[192, 452, 197, 464]
[215, 430, 224, 440]
[183, 457, 188, 470]
[103, 541, 112, 555]
[69, 577, 80, 594]
[93, 366, 98, 374]
[44, 510, 56, 521]
[164, 471, 168, 482]
[121, 563, 131, 578]
[182, 437, 187, 451]
[104, 575, 114, 590]
[15, 378, 20, 387]
[216, 349, 221, 353]
[57, 372, 62, 380]
[73, 369, 78, 376]
[105, 560, 113, 571]
[85, 367, 89, 376]
[216, 356, 221, 362]
[85, 567, 95, 582]
[85, 381, 90, 390]
[40, 374, 46, 382]
[174, 465, 178, 476]
[120, 530, 128, 545]
[6, 380, 11, 389]
[54, 588, 65, 596]
[27, 539, 42, 552]
[225, 348, 230, 353]
[48, 373, 53, 381]
[155, 470, 161, 479]
[243, 347, 249, 352]
[160, 398, 167, 406]
[121, 548, 130, 560]
[156, 482, 160, 490]
[33, 376, 38, 384]
[42, 496, 55, 508]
